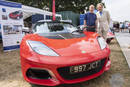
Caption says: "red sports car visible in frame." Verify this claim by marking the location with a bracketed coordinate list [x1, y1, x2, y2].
[106, 29, 115, 43]
[20, 20, 111, 86]
[9, 10, 23, 20]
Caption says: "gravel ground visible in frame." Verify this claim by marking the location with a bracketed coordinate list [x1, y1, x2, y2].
[0, 39, 130, 87]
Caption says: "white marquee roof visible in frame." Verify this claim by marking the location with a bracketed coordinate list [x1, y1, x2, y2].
[22, 5, 61, 19]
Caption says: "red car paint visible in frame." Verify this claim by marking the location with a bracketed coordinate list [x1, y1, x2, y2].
[107, 32, 115, 39]
[9, 11, 23, 19]
[20, 21, 111, 86]
[107, 30, 115, 43]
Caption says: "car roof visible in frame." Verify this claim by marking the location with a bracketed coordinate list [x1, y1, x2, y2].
[38, 20, 52, 22]
[37, 20, 72, 23]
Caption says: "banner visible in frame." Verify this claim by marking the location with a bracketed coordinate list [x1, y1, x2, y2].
[0, 1, 24, 51]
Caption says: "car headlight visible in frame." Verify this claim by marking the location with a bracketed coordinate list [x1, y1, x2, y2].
[27, 40, 59, 56]
[97, 37, 107, 50]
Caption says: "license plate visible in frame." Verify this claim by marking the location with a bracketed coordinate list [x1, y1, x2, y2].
[70, 60, 101, 74]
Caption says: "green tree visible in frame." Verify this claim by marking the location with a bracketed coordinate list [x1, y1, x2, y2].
[7, 0, 102, 13]
[55, 0, 102, 13]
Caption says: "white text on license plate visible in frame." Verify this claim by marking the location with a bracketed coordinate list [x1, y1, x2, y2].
[70, 60, 101, 74]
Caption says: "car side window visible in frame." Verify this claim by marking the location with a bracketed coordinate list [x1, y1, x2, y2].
[34, 23, 49, 33]
[64, 24, 77, 33]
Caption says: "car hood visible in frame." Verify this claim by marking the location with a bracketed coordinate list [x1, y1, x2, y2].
[27, 32, 101, 56]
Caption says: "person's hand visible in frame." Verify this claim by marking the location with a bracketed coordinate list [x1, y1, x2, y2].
[83, 25, 87, 31]
[83, 29, 87, 32]
[83, 27, 87, 32]
[95, 28, 98, 33]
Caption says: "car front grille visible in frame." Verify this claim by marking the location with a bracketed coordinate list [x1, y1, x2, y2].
[57, 58, 106, 80]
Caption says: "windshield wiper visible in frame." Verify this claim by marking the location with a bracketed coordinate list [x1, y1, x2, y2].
[58, 34, 67, 39]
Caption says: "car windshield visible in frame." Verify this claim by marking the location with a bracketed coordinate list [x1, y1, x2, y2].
[13, 11, 20, 14]
[33, 22, 78, 34]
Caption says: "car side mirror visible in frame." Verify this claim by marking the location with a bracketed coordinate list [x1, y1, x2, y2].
[77, 26, 84, 30]
[77, 26, 81, 29]
[76, 29, 83, 33]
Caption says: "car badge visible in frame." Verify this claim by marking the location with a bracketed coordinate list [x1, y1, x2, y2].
[81, 51, 86, 54]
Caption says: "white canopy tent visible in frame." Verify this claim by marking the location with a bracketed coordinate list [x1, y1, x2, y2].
[22, 5, 62, 20]
[0, 3, 62, 39]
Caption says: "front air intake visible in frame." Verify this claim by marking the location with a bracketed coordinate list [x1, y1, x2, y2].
[26, 68, 52, 79]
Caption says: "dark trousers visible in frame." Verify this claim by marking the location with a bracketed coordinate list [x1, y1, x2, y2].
[86, 26, 96, 32]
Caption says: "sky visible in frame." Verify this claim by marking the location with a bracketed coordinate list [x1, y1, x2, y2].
[103, 0, 130, 22]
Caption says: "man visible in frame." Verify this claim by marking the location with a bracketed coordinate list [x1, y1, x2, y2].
[96, 3, 110, 40]
[84, 5, 97, 32]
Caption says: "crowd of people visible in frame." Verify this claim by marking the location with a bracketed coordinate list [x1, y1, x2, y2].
[113, 22, 130, 33]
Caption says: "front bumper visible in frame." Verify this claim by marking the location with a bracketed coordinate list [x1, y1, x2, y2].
[20, 49, 111, 86]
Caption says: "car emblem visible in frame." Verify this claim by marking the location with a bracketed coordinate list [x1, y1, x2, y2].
[81, 51, 86, 54]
